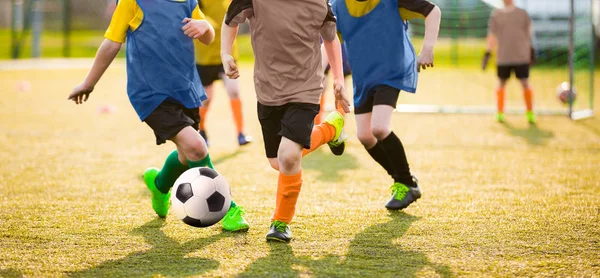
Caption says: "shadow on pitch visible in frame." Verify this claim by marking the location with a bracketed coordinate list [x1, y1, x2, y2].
[576, 118, 600, 137]
[0, 268, 23, 278]
[302, 148, 359, 182]
[239, 212, 453, 278]
[503, 122, 554, 146]
[67, 218, 238, 278]
[212, 149, 246, 166]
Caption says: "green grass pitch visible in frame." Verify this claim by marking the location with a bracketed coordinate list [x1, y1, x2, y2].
[0, 61, 599, 277]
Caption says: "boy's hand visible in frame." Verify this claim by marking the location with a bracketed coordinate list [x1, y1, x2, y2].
[222, 54, 240, 79]
[68, 83, 94, 104]
[482, 50, 491, 70]
[333, 79, 351, 113]
[182, 18, 211, 39]
[417, 46, 435, 72]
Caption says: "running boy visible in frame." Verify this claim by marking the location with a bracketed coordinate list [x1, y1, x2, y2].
[68, 0, 249, 231]
[194, 0, 252, 147]
[330, 0, 441, 210]
[485, 0, 536, 124]
[222, 0, 351, 242]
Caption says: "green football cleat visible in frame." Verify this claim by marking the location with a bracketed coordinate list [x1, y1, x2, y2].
[496, 112, 505, 123]
[266, 220, 292, 243]
[526, 111, 536, 125]
[385, 176, 421, 210]
[221, 205, 250, 232]
[324, 111, 348, 156]
[143, 167, 170, 218]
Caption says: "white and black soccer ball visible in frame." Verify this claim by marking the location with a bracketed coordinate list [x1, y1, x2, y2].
[171, 167, 231, 228]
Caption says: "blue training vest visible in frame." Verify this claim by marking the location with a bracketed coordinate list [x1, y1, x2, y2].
[125, 0, 206, 121]
[331, 0, 418, 109]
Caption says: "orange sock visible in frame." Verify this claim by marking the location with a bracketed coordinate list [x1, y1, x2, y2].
[230, 98, 244, 134]
[199, 107, 208, 130]
[272, 170, 303, 223]
[524, 88, 533, 112]
[302, 122, 336, 157]
[314, 94, 326, 125]
[496, 88, 505, 114]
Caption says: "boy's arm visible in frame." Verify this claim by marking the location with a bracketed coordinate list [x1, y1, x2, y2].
[221, 23, 239, 79]
[321, 2, 350, 113]
[221, 0, 253, 79]
[398, 0, 441, 72]
[68, 39, 122, 104]
[483, 10, 496, 70]
[486, 10, 497, 52]
[69, 0, 133, 104]
[183, 4, 214, 45]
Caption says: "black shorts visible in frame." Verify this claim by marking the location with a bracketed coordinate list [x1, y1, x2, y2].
[497, 64, 530, 80]
[196, 64, 224, 86]
[257, 102, 320, 158]
[354, 85, 401, 114]
[144, 100, 200, 145]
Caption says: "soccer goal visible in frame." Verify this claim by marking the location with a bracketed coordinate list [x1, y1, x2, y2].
[9, 0, 112, 59]
[396, 0, 596, 120]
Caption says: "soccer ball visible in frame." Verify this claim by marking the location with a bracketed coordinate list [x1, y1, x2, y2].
[556, 82, 577, 104]
[171, 167, 231, 227]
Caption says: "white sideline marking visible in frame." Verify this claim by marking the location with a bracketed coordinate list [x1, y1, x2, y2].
[0, 58, 125, 71]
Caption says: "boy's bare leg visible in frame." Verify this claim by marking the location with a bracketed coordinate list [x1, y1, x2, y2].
[266, 138, 303, 243]
[519, 78, 535, 124]
[496, 79, 507, 123]
[221, 73, 252, 145]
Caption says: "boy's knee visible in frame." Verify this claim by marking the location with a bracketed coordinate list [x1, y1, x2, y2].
[357, 132, 377, 147]
[182, 140, 208, 161]
[268, 159, 280, 171]
[277, 150, 302, 174]
[371, 126, 391, 141]
[228, 91, 240, 99]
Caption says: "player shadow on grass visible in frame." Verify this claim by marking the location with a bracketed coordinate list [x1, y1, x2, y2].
[238, 212, 452, 278]
[212, 149, 246, 166]
[503, 122, 554, 146]
[0, 268, 23, 278]
[67, 218, 237, 278]
[302, 149, 359, 182]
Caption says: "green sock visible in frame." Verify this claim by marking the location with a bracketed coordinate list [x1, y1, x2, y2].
[156, 150, 188, 194]
[187, 153, 215, 169]
[187, 154, 237, 209]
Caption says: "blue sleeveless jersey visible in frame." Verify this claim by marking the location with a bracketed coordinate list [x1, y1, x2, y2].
[331, 0, 418, 109]
[126, 0, 206, 120]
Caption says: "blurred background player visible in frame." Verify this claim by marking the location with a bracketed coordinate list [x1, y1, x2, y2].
[194, 0, 252, 147]
[68, 0, 249, 231]
[315, 42, 352, 125]
[330, 0, 441, 210]
[222, 0, 351, 242]
[485, 0, 536, 124]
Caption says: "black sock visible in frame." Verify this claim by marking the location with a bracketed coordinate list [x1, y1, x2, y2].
[379, 132, 415, 187]
[366, 142, 395, 178]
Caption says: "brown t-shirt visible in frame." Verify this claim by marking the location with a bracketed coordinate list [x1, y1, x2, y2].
[488, 6, 532, 65]
[225, 0, 337, 106]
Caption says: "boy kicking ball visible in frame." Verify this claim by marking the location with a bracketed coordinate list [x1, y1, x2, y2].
[221, 0, 351, 242]
[68, 0, 249, 232]
[330, 0, 441, 210]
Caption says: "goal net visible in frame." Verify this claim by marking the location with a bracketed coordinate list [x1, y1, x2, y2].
[399, 0, 595, 119]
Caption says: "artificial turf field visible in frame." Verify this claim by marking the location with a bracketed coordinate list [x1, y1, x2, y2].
[0, 60, 599, 277]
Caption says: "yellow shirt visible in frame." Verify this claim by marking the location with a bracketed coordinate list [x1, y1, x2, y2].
[194, 0, 239, 65]
[105, 0, 206, 43]
[345, 0, 430, 20]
